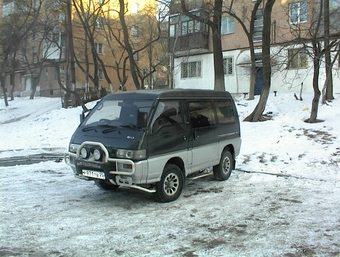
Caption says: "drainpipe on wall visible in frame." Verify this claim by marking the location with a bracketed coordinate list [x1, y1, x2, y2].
[235, 50, 244, 94]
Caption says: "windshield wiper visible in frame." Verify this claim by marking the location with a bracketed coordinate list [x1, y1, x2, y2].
[101, 125, 118, 134]
[120, 124, 137, 130]
[82, 126, 97, 132]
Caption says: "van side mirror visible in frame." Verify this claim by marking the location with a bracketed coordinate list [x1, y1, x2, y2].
[80, 109, 90, 123]
[137, 111, 148, 128]
[80, 113, 84, 123]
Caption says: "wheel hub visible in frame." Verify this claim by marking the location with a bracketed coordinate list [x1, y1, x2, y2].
[164, 173, 178, 195]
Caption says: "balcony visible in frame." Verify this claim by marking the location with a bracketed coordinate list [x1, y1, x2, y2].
[169, 32, 209, 53]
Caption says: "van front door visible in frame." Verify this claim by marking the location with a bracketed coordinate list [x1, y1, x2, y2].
[188, 101, 219, 172]
[147, 100, 191, 181]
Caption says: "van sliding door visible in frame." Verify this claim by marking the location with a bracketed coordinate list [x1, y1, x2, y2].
[188, 101, 219, 171]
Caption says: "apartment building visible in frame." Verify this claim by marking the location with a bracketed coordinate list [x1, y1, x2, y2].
[169, 0, 340, 95]
[1, 0, 164, 103]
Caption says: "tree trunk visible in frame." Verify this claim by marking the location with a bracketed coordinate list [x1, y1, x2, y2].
[119, 0, 140, 90]
[1, 75, 9, 107]
[322, 0, 334, 103]
[306, 57, 321, 123]
[30, 81, 37, 99]
[248, 0, 262, 100]
[212, 0, 225, 91]
[68, 0, 76, 91]
[244, 0, 275, 122]
[10, 84, 14, 100]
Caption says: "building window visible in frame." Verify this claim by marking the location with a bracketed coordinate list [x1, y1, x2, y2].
[2, 2, 15, 17]
[169, 11, 205, 38]
[223, 57, 233, 75]
[288, 49, 308, 69]
[98, 68, 104, 80]
[289, 2, 307, 24]
[32, 30, 37, 41]
[221, 16, 234, 35]
[133, 50, 138, 61]
[253, 8, 263, 41]
[131, 25, 138, 37]
[21, 54, 27, 63]
[32, 0, 38, 12]
[330, 0, 340, 9]
[95, 17, 104, 29]
[94, 42, 104, 54]
[43, 68, 48, 80]
[58, 13, 65, 21]
[32, 46, 38, 63]
[131, 3, 139, 14]
[181, 61, 201, 78]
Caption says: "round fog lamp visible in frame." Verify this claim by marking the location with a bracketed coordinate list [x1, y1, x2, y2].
[93, 148, 102, 160]
[80, 147, 89, 159]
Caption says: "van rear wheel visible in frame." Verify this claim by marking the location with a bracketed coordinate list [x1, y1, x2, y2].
[213, 150, 234, 181]
[95, 180, 120, 190]
[155, 164, 184, 202]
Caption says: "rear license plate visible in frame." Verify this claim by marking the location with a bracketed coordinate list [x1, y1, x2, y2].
[82, 170, 105, 180]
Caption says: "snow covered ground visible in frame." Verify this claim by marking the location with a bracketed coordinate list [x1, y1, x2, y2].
[0, 92, 339, 257]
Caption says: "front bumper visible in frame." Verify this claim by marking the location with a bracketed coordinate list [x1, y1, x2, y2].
[64, 141, 148, 188]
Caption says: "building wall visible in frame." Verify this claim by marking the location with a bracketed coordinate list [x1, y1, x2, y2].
[173, 54, 214, 90]
[174, 46, 340, 94]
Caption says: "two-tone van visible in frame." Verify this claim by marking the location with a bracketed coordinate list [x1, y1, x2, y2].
[65, 89, 241, 202]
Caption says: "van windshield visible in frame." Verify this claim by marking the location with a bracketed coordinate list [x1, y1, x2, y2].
[84, 99, 153, 129]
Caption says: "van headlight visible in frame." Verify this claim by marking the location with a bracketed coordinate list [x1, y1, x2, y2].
[116, 149, 146, 160]
[69, 143, 80, 153]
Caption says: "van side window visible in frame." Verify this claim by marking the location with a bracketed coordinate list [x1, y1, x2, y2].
[189, 101, 216, 128]
[151, 101, 182, 133]
[215, 100, 236, 124]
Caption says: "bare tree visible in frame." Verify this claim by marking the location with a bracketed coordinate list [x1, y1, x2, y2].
[0, 0, 41, 106]
[244, 0, 276, 122]
[287, 1, 339, 123]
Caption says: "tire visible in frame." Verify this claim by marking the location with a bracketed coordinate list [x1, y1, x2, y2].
[213, 150, 234, 181]
[155, 164, 184, 203]
[95, 179, 120, 190]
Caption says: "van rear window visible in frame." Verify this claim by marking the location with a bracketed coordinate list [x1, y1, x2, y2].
[215, 100, 235, 123]
[188, 101, 216, 128]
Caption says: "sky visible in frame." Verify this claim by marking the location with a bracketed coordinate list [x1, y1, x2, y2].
[0, 92, 339, 256]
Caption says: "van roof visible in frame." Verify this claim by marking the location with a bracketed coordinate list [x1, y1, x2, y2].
[103, 89, 232, 100]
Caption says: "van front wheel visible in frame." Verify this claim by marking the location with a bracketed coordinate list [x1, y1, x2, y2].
[155, 164, 184, 202]
[213, 150, 234, 181]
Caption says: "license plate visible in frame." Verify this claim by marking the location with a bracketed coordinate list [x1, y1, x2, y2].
[82, 170, 105, 180]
